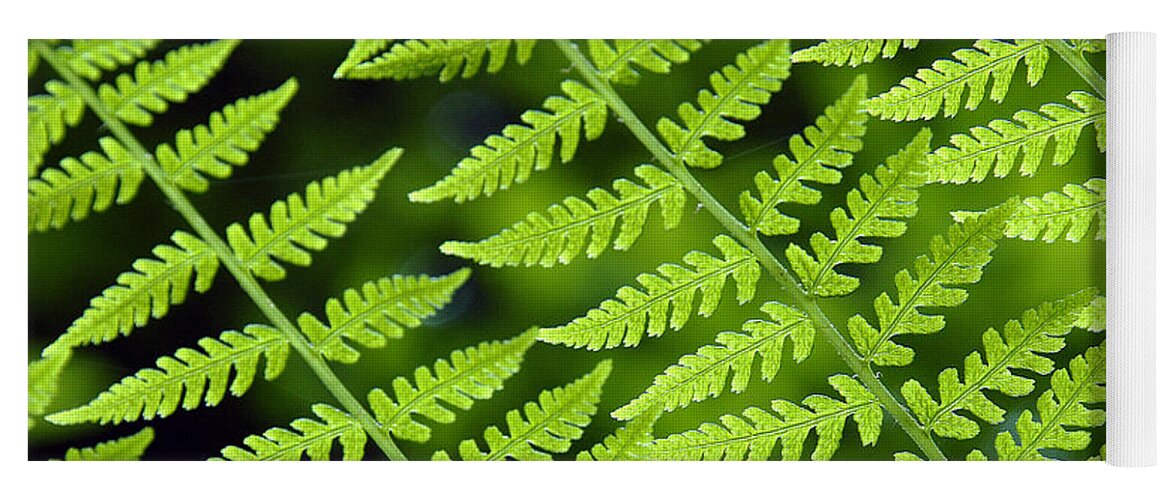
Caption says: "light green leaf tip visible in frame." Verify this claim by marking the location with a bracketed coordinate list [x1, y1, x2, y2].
[62, 427, 155, 461]
[588, 39, 703, 85]
[99, 39, 239, 127]
[792, 39, 918, 67]
[336, 39, 535, 81]
[217, 404, 366, 461]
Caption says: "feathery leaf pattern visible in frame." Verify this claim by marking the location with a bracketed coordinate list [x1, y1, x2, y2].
[29, 137, 145, 232]
[337, 39, 535, 81]
[98, 40, 239, 127]
[588, 39, 704, 85]
[792, 39, 918, 67]
[218, 404, 366, 461]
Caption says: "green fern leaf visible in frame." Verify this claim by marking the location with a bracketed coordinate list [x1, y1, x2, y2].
[539, 235, 760, 350]
[409, 80, 607, 203]
[953, 179, 1106, 243]
[995, 344, 1105, 460]
[62, 427, 154, 461]
[741, 75, 869, 235]
[868, 39, 1049, 121]
[647, 375, 881, 460]
[849, 199, 1017, 367]
[29, 137, 145, 232]
[368, 328, 537, 443]
[227, 148, 400, 281]
[1070, 39, 1106, 54]
[440, 165, 686, 267]
[927, 92, 1105, 184]
[28, 80, 85, 177]
[786, 128, 931, 297]
[29, 350, 72, 428]
[791, 39, 918, 67]
[1077, 296, 1106, 333]
[433, 360, 611, 461]
[28, 41, 39, 76]
[657, 39, 792, 169]
[333, 39, 392, 78]
[901, 290, 1095, 440]
[98, 40, 238, 127]
[577, 408, 662, 461]
[612, 302, 814, 420]
[48, 325, 288, 425]
[338, 39, 535, 81]
[218, 404, 366, 461]
[58, 39, 159, 81]
[157, 78, 299, 193]
[588, 39, 703, 85]
[43, 231, 219, 355]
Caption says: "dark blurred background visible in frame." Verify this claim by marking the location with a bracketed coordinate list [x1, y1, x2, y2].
[29, 39, 1106, 460]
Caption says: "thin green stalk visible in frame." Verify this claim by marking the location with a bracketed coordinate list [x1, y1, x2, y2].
[35, 41, 407, 461]
[554, 39, 947, 461]
[1046, 39, 1106, 97]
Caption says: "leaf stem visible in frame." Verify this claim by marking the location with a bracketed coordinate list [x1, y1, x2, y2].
[35, 41, 408, 461]
[1045, 40, 1106, 98]
[554, 39, 947, 461]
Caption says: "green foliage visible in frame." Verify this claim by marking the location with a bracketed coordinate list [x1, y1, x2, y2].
[441, 165, 686, 267]
[792, 39, 918, 67]
[29, 350, 71, 428]
[433, 360, 611, 460]
[577, 409, 661, 461]
[954, 178, 1106, 243]
[58, 39, 159, 81]
[98, 40, 238, 126]
[927, 92, 1106, 184]
[219, 404, 366, 461]
[62, 427, 155, 461]
[298, 269, 471, 363]
[28, 80, 84, 177]
[588, 39, 704, 85]
[227, 148, 400, 281]
[29, 137, 145, 232]
[657, 39, 792, 169]
[741, 75, 869, 235]
[335, 39, 535, 81]
[539, 235, 760, 350]
[785, 128, 931, 297]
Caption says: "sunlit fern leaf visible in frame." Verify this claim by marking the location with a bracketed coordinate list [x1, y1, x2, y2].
[28, 80, 84, 177]
[43, 231, 219, 355]
[868, 39, 1049, 121]
[338, 39, 535, 81]
[657, 39, 792, 169]
[48, 325, 289, 426]
[791, 39, 919, 67]
[953, 179, 1105, 243]
[158, 78, 299, 193]
[612, 302, 814, 420]
[849, 199, 1018, 367]
[29, 137, 144, 232]
[1069, 39, 1106, 54]
[368, 328, 537, 443]
[894, 451, 923, 461]
[299, 269, 471, 363]
[98, 40, 238, 127]
[29, 350, 72, 428]
[901, 290, 1095, 440]
[59, 39, 159, 81]
[433, 360, 611, 461]
[218, 404, 366, 461]
[577, 408, 661, 461]
[227, 148, 400, 282]
[786, 128, 931, 297]
[28, 42, 39, 76]
[333, 39, 392, 78]
[441, 165, 686, 267]
[647, 375, 881, 460]
[539, 235, 760, 350]
[927, 92, 1105, 184]
[742, 75, 869, 235]
[588, 39, 704, 85]
[994, 344, 1105, 460]
[1077, 296, 1106, 333]
[409, 80, 607, 203]
[62, 427, 154, 461]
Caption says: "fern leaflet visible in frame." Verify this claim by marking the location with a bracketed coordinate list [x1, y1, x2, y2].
[218, 404, 366, 461]
[333, 39, 392, 78]
[588, 39, 703, 85]
[29, 350, 71, 428]
[62, 427, 155, 461]
[29, 137, 145, 232]
[539, 235, 760, 350]
[577, 409, 661, 460]
[791, 39, 919, 67]
[336, 39, 535, 81]
[98, 40, 239, 127]
[28, 80, 85, 177]
[58, 39, 159, 81]
[953, 179, 1106, 243]
[1077, 296, 1106, 333]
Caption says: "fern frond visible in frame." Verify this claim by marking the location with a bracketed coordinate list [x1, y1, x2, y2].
[657, 39, 792, 169]
[28, 80, 85, 177]
[338, 39, 535, 81]
[48, 325, 289, 425]
[1070, 39, 1106, 54]
[333, 39, 392, 78]
[901, 290, 1095, 440]
[994, 344, 1105, 460]
[368, 328, 537, 443]
[98, 40, 238, 127]
[433, 360, 611, 461]
[62, 427, 154, 461]
[218, 404, 366, 461]
[441, 165, 686, 267]
[29, 350, 71, 428]
[29, 137, 145, 232]
[588, 39, 704, 85]
[927, 92, 1106, 184]
[612, 302, 814, 420]
[1077, 296, 1106, 333]
[953, 179, 1106, 243]
[741, 75, 869, 235]
[792, 39, 919, 67]
[158, 78, 299, 193]
[298, 269, 470, 363]
[868, 39, 1049, 121]
[539, 235, 760, 350]
[786, 128, 931, 297]
[59, 39, 159, 81]
[409, 80, 607, 203]
[227, 148, 400, 281]
[849, 199, 1018, 366]
[647, 375, 881, 460]
[43, 231, 219, 355]
[29, 42, 39, 76]
[577, 408, 661, 461]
